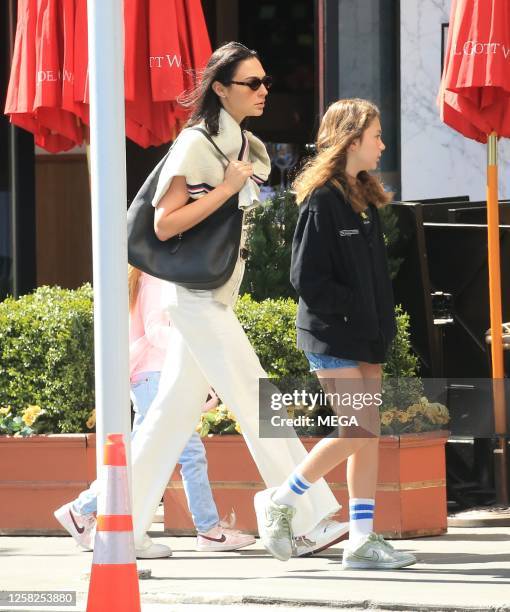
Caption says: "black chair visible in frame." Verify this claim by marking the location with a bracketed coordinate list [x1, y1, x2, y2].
[391, 200, 510, 379]
[392, 201, 510, 507]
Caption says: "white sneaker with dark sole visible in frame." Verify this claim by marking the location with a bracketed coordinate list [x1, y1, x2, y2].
[294, 518, 349, 557]
[54, 502, 96, 550]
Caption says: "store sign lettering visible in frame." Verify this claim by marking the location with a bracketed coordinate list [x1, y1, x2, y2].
[149, 55, 182, 69]
[453, 41, 510, 59]
[37, 70, 74, 83]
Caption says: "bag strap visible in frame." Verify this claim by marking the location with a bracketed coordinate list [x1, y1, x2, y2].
[191, 127, 231, 165]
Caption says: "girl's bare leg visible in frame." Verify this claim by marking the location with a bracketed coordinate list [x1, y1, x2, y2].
[346, 362, 382, 499]
[296, 364, 381, 489]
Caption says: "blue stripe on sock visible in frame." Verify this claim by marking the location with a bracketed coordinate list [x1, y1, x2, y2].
[349, 503, 375, 511]
[350, 512, 374, 520]
[289, 482, 305, 495]
[293, 475, 310, 491]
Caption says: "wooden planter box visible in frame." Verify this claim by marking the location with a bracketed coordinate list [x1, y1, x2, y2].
[164, 431, 449, 539]
[0, 431, 447, 539]
[0, 434, 96, 534]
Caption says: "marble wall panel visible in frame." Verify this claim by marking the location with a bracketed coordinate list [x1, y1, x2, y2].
[401, 0, 510, 202]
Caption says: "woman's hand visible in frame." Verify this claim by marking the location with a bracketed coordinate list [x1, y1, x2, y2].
[222, 161, 253, 195]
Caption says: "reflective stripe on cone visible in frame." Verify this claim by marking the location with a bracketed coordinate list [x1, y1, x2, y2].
[91, 531, 136, 565]
[97, 466, 131, 515]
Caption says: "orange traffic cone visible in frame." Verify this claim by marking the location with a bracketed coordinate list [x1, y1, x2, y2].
[86, 434, 141, 612]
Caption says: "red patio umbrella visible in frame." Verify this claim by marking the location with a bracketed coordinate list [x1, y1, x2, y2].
[438, 0, 510, 502]
[33, 0, 83, 151]
[148, 0, 185, 102]
[440, 0, 510, 142]
[5, 0, 38, 137]
[177, 0, 213, 78]
[124, 0, 161, 147]
[72, 0, 89, 128]
[72, 0, 177, 147]
[5, 0, 84, 152]
[5, 0, 212, 151]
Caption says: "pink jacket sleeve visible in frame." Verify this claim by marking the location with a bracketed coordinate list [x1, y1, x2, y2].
[137, 277, 171, 350]
[129, 276, 171, 377]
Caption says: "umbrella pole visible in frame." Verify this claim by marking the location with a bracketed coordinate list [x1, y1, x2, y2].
[87, 2, 132, 493]
[486, 132, 508, 504]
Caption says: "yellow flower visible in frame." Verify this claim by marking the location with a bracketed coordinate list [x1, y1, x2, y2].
[226, 410, 237, 422]
[234, 422, 242, 434]
[86, 409, 96, 429]
[429, 403, 449, 425]
[21, 405, 43, 426]
[398, 411, 410, 423]
[407, 404, 420, 418]
[0, 406, 11, 416]
[381, 411, 394, 426]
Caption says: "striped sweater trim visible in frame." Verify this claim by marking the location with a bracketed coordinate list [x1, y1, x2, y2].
[238, 131, 249, 161]
[187, 182, 214, 194]
[188, 177, 265, 194]
[251, 174, 266, 185]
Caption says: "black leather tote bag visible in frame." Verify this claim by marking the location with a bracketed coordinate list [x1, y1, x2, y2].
[127, 128, 243, 290]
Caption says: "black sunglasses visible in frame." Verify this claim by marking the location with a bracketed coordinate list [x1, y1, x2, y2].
[227, 76, 273, 91]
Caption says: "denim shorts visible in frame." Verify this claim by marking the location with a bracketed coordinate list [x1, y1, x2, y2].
[304, 351, 359, 372]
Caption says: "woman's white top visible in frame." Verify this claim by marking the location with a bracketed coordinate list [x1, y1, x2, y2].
[152, 108, 271, 306]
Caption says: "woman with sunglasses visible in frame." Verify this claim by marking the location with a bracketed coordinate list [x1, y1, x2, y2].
[127, 42, 346, 559]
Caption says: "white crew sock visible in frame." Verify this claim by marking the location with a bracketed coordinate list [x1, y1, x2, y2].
[348, 498, 375, 545]
[272, 470, 313, 508]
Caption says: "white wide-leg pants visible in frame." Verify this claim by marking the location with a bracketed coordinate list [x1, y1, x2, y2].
[130, 284, 340, 545]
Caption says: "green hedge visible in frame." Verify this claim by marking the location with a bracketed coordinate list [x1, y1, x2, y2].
[0, 285, 419, 433]
[235, 294, 309, 379]
[0, 285, 94, 433]
[240, 191, 404, 302]
[240, 190, 298, 301]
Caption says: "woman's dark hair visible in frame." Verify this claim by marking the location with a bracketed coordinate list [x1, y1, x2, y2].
[179, 42, 259, 135]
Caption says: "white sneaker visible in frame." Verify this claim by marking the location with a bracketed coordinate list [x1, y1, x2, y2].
[342, 532, 417, 570]
[54, 502, 96, 550]
[294, 518, 349, 557]
[254, 487, 295, 562]
[135, 534, 172, 559]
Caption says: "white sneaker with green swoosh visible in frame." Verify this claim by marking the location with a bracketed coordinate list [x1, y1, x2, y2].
[342, 532, 417, 569]
[254, 487, 296, 561]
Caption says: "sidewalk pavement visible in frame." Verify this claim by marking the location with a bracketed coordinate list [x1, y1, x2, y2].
[1, 525, 509, 612]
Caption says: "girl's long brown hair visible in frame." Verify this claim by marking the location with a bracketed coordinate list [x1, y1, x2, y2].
[292, 98, 391, 212]
[128, 265, 142, 311]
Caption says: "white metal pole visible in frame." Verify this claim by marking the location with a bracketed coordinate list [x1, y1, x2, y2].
[87, 1, 131, 479]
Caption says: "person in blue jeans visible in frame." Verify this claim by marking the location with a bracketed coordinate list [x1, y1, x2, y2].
[54, 267, 254, 558]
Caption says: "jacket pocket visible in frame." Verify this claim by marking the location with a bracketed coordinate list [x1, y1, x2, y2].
[347, 286, 379, 339]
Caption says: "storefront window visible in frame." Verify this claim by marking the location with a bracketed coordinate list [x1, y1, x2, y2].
[238, 2, 316, 144]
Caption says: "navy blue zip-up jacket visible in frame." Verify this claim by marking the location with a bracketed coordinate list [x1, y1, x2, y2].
[290, 182, 396, 363]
